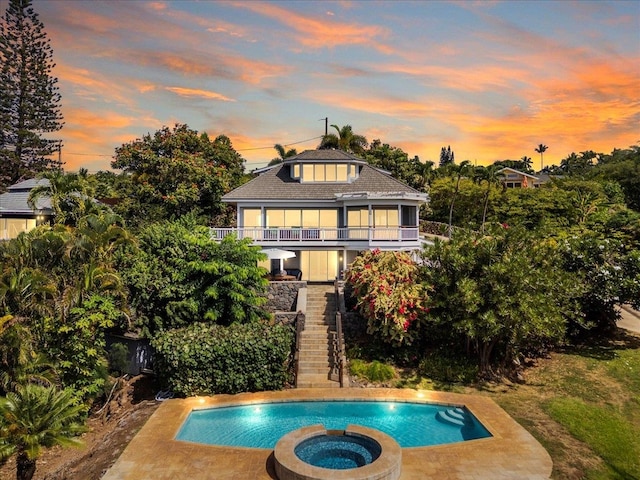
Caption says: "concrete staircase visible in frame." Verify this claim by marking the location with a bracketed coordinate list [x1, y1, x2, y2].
[296, 284, 340, 388]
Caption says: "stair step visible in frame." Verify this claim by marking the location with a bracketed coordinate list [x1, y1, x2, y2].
[298, 361, 332, 368]
[298, 352, 330, 358]
[296, 286, 341, 389]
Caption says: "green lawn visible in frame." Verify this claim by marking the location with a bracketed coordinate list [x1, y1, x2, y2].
[353, 330, 640, 479]
[484, 333, 640, 479]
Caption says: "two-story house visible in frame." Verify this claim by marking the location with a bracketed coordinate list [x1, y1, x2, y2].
[215, 149, 429, 282]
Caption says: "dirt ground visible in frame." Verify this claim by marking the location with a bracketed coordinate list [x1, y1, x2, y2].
[0, 375, 160, 480]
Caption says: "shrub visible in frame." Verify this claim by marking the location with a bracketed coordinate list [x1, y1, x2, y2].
[151, 322, 294, 396]
[418, 352, 479, 384]
[345, 249, 429, 345]
[349, 359, 395, 383]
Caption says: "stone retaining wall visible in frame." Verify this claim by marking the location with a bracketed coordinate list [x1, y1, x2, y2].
[266, 281, 306, 313]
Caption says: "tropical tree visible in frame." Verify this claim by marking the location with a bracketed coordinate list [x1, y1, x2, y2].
[318, 124, 367, 155]
[0, 265, 56, 318]
[0, 0, 63, 191]
[520, 156, 533, 172]
[0, 323, 56, 394]
[119, 216, 269, 336]
[0, 384, 86, 480]
[446, 160, 472, 237]
[535, 144, 548, 171]
[588, 145, 640, 211]
[111, 124, 246, 227]
[473, 165, 505, 232]
[420, 226, 580, 376]
[28, 169, 100, 226]
[268, 143, 297, 166]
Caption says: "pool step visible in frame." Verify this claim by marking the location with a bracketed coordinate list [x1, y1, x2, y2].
[435, 408, 471, 427]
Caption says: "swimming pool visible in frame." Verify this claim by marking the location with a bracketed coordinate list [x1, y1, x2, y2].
[175, 400, 491, 448]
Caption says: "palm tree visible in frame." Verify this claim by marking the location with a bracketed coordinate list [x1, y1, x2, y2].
[520, 156, 533, 172]
[0, 384, 86, 480]
[473, 165, 505, 233]
[319, 124, 367, 155]
[268, 144, 297, 166]
[28, 169, 97, 226]
[534, 144, 548, 171]
[0, 323, 57, 394]
[60, 213, 131, 315]
[0, 266, 56, 318]
[446, 160, 472, 237]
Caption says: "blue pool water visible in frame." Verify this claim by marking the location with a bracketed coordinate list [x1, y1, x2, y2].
[295, 434, 381, 470]
[175, 401, 491, 448]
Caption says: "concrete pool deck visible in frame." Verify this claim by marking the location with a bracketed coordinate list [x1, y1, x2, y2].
[103, 388, 552, 480]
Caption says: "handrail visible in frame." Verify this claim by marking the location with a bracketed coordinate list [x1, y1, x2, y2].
[294, 311, 304, 386]
[293, 287, 306, 388]
[333, 277, 348, 387]
[210, 226, 420, 243]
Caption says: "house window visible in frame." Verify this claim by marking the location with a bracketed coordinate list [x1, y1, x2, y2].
[505, 182, 522, 188]
[373, 208, 399, 228]
[347, 207, 368, 227]
[337, 164, 348, 181]
[242, 208, 262, 227]
[1, 218, 36, 239]
[292, 164, 300, 178]
[266, 209, 337, 228]
[300, 163, 350, 182]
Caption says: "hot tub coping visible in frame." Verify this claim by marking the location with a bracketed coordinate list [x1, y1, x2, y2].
[274, 424, 402, 480]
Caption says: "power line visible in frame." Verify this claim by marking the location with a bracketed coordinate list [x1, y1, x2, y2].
[236, 135, 323, 152]
[57, 135, 324, 158]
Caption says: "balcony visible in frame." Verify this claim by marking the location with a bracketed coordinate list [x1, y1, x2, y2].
[210, 226, 421, 248]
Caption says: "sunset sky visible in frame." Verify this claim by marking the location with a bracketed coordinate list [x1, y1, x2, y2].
[19, 0, 640, 172]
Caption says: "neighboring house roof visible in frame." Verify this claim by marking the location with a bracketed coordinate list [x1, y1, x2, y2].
[534, 173, 554, 184]
[0, 178, 53, 215]
[224, 149, 425, 202]
[496, 167, 539, 180]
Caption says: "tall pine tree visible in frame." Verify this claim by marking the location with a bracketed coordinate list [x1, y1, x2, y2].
[0, 0, 62, 192]
[439, 145, 454, 167]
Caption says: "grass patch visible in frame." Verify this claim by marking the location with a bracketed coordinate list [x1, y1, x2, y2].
[544, 397, 640, 479]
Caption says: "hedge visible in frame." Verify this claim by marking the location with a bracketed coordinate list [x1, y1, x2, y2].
[151, 322, 294, 396]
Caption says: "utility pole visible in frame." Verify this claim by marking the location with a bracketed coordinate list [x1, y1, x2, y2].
[319, 117, 328, 136]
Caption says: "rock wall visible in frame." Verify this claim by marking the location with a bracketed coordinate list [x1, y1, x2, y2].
[265, 281, 306, 313]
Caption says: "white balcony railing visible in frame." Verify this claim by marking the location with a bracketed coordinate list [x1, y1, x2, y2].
[209, 226, 420, 243]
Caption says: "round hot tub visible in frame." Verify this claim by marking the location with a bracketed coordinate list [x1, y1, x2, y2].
[274, 424, 401, 480]
[295, 432, 381, 469]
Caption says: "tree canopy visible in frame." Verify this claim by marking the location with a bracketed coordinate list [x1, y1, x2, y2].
[111, 124, 246, 228]
[318, 124, 367, 155]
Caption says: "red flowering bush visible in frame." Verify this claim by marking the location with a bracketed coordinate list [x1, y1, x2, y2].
[345, 249, 429, 345]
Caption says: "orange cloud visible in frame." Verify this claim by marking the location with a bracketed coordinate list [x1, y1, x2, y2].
[233, 2, 393, 53]
[165, 87, 236, 102]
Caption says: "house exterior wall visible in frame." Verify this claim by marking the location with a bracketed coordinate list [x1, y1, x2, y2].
[220, 150, 428, 281]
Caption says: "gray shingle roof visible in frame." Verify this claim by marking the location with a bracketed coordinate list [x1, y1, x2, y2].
[0, 179, 52, 214]
[224, 151, 423, 202]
